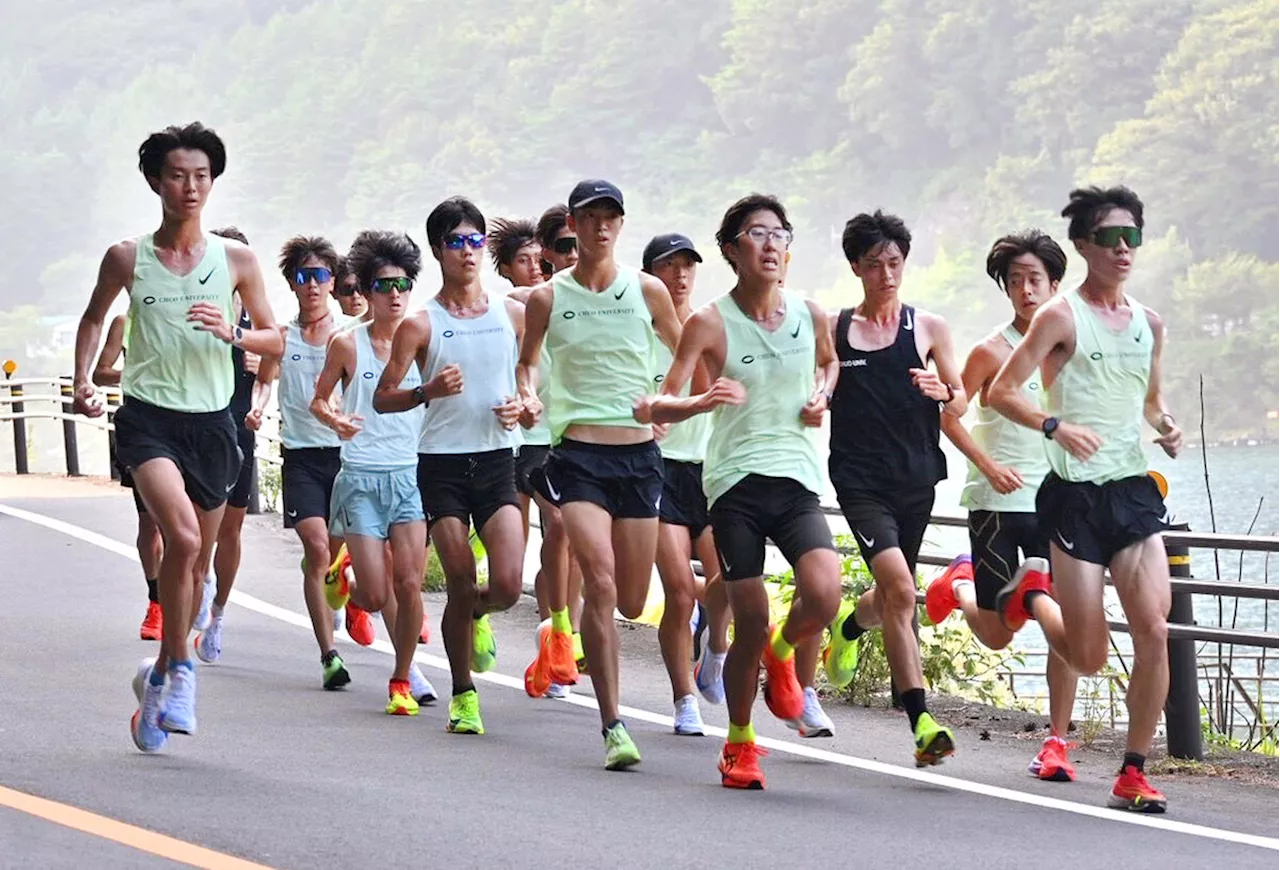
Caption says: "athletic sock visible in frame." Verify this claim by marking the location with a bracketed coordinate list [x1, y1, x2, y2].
[168, 660, 193, 673]
[211, 603, 225, 619]
[148, 666, 166, 687]
[903, 688, 928, 732]
[321, 650, 339, 666]
[727, 722, 755, 744]
[602, 718, 623, 736]
[550, 607, 572, 634]
[452, 683, 475, 697]
[1023, 588, 1048, 616]
[769, 624, 795, 661]
[1121, 751, 1146, 774]
[146, 578, 159, 603]
[952, 577, 975, 597]
[840, 609, 867, 642]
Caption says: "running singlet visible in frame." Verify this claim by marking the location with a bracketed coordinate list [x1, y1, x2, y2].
[340, 323, 422, 471]
[652, 339, 712, 463]
[1045, 288, 1153, 484]
[544, 265, 654, 443]
[702, 291, 824, 508]
[960, 325, 1048, 513]
[122, 232, 235, 412]
[420, 294, 520, 454]
[828, 305, 946, 491]
[278, 321, 342, 450]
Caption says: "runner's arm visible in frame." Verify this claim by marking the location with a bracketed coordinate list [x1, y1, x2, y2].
[310, 334, 357, 432]
[809, 301, 839, 399]
[244, 326, 284, 432]
[989, 303, 1071, 430]
[641, 273, 683, 354]
[940, 341, 1024, 493]
[91, 314, 127, 387]
[928, 314, 968, 417]
[643, 308, 739, 425]
[74, 243, 133, 415]
[373, 314, 430, 414]
[516, 283, 551, 412]
[213, 243, 283, 357]
[1143, 307, 1182, 456]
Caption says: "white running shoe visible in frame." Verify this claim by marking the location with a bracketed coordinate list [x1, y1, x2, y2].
[409, 664, 437, 704]
[158, 663, 197, 735]
[545, 682, 571, 700]
[332, 607, 345, 634]
[131, 658, 167, 753]
[673, 694, 706, 736]
[694, 646, 726, 706]
[195, 617, 222, 664]
[193, 574, 215, 631]
[787, 686, 835, 738]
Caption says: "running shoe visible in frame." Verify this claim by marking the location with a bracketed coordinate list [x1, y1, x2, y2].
[545, 683, 571, 700]
[194, 617, 222, 664]
[787, 687, 835, 738]
[603, 721, 641, 770]
[471, 614, 497, 672]
[1108, 765, 1167, 813]
[1028, 736, 1077, 782]
[524, 620, 554, 698]
[409, 664, 438, 704]
[193, 574, 215, 632]
[386, 679, 419, 716]
[913, 712, 955, 767]
[324, 546, 352, 610]
[761, 625, 805, 722]
[924, 554, 973, 626]
[447, 689, 485, 734]
[139, 601, 163, 641]
[673, 694, 706, 736]
[574, 631, 588, 674]
[158, 663, 197, 735]
[346, 604, 375, 647]
[822, 601, 861, 689]
[718, 740, 767, 790]
[321, 650, 350, 690]
[690, 601, 707, 663]
[418, 614, 430, 645]
[995, 557, 1051, 632]
[541, 623, 578, 686]
[130, 658, 167, 753]
[694, 646, 726, 706]
[332, 607, 345, 634]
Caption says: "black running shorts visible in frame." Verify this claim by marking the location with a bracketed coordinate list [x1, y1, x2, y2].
[226, 428, 257, 511]
[282, 446, 342, 529]
[533, 438, 663, 520]
[835, 485, 935, 571]
[417, 449, 519, 531]
[967, 510, 1049, 611]
[113, 398, 240, 513]
[1036, 472, 1169, 566]
[514, 444, 550, 499]
[709, 474, 834, 581]
[660, 458, 710, 538]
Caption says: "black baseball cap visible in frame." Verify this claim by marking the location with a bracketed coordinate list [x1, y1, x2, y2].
[568, 179, 624, 214]
[642, 233, 703, 272]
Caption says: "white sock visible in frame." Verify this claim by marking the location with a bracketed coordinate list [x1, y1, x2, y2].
[211, 603, 225, 619]
[952, 578, 975, 597]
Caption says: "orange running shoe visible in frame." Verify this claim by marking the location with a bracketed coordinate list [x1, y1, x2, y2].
[1028, 736, 1077, 782]
[346, 604, 376, 647]
[385, 679, 419, 716]
[524, 621, 554, 698]
[1108, 765, 1167, 813]
[545, 629, 578, 686]
[995, 557, 1051, 632]
[718, 740, 768, 790]
[418, 614, 430, 645]
[761, 626, 805, 722]
[925, 555, 972, 626]
[139, 601, 163, 641]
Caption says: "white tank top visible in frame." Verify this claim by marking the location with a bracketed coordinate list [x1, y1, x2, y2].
[340, 323, 423, 470]
[278, 323, 341, 450]
[419, 294, 521, 454]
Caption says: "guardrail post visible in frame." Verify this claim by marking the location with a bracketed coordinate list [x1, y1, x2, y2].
[59, 378, 81, 476]
[6, 374, 29, 474]
[106, 392, 121, 481]
[246, 457, 261, 515]
[1164, 522, 1203, 760]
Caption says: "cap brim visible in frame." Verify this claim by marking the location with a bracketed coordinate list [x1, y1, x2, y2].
[648, 245, 702, 268]
[571, 195, 624, 214]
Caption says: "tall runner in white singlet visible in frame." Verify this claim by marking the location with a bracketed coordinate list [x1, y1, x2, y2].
[72, 123, 282, 754]
[249, 235, 355, 689]
[376, 197, 528, 736]
[990, 186, 1182, 813]
[311, 231, 438, 716]
[930, 230, 1082, 782]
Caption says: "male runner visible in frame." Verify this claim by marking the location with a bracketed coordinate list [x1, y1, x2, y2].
[487, 216, 543, 288]
[333, 254, 370, 321]
[376, 197, 528, 735]
[821, 209, 967, 766]
[640, 231, 725, 735]
[73, 122, 282, 753]
[929, 229, 1081, 781]
[312, 230, 437, 715]
[989, 186, 1181, 813]
[637, 194, 842, 789]
[518, 180, 683, 769]
[249, 235, 358, 687]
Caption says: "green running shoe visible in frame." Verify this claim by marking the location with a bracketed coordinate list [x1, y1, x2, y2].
[604, 722, 641, 771]
[822, 600, 860, 688]
[447, 689, 485, 734]
[322, 650, 350, 691]
[913, 712, 956, 767]
[471, 614, 497, 672]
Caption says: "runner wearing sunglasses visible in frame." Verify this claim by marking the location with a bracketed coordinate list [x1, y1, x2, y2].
[332, 254, 369, 321]
[989, 185, 1181, 813]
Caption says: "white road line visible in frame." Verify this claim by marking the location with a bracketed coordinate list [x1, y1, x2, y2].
[2, 501, 1276, 852]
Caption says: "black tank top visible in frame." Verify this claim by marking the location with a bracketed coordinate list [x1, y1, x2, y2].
[828, 305, 946, 491]
[229, 308, 254, 426]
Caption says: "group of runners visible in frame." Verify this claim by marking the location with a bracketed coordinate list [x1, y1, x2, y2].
[72, 122, 1183, 814]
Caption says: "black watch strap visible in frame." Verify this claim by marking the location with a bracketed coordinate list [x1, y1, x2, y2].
[1042, 416, 1060, 440]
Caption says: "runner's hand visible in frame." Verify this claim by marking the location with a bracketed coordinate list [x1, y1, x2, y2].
[519, 394, 543, 428]
[982, 461, 1024, 494]
[188, 302, 233, 343]
[1154, 422, 1183, 458]
[243, 351, 261, 375]
[799, 390, 828, 427]
[492, 396, 522, 430]
[909, 367, 950, 401]
[694, 378, 746, 413]
[426, 363, 463, 399]
[1053, 421, 1103, 462]
[632, 395, 654, 425]
[244, 407, 264, 432]
[72, 381, 102, 418]
[331, 413, 364, 440]
[652, 422, 670, 441]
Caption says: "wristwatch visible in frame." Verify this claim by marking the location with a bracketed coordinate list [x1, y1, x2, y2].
[1042, 416, 1060, 440]
[412, 384, 429, 408]
[943, 383, 956, 404]
[230, 325, 244, 347]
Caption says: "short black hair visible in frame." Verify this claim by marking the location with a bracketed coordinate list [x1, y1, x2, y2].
[487, 217, 538, 271]
[278, 236, 339, 281]
[347, 231, 422, 293]
[714, 194, 792, 272]
[985, 230, 1068, 293]
[1061, 185, 1145, 240]
[211, 226, 248, 245]
[334, 254, 352, 287]
[425, 196, 486, 249]
[137, 122, 227, 180]
[841, 210, 912, 263]
[535, 204, 571, 249]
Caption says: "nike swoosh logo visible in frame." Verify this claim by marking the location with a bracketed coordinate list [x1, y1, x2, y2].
[856, 530, 875, 549]
[1159, 510, 1172, 525]
[614, 287, 626, 300]
[1057, 532, 1075, 551]
[546, 476, 562, 502]
[199, 268, 215, 285]
[225, 482, 235, 493]
[903, 310, 914, 331]
[288, 510, 298, 518]
[790, 322, 801, 339]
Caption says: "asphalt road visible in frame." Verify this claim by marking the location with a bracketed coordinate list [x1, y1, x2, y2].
[1, 483, 1276, 869]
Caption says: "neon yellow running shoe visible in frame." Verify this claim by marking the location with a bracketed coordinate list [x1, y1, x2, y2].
[447, 689, 485, 734]
[822, 600, 860, 688]
[471, 614, 497, 672]
[914, 712, 956, 767]
[324, 545, 352, 611]
[386, 679, 420, 716]
[604, 722, 641, 771]
[574, 631, 588, 674]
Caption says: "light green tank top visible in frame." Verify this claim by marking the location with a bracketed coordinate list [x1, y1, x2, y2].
[1046, 289, 1153, 483]
[545, 266, 654, 443]
[522, 344, 553, 447]
[703, 291, 824, 507]
[961, 325, 1049, 512]
[121, 233, 235, 412]
[652, 338, 712, 463]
